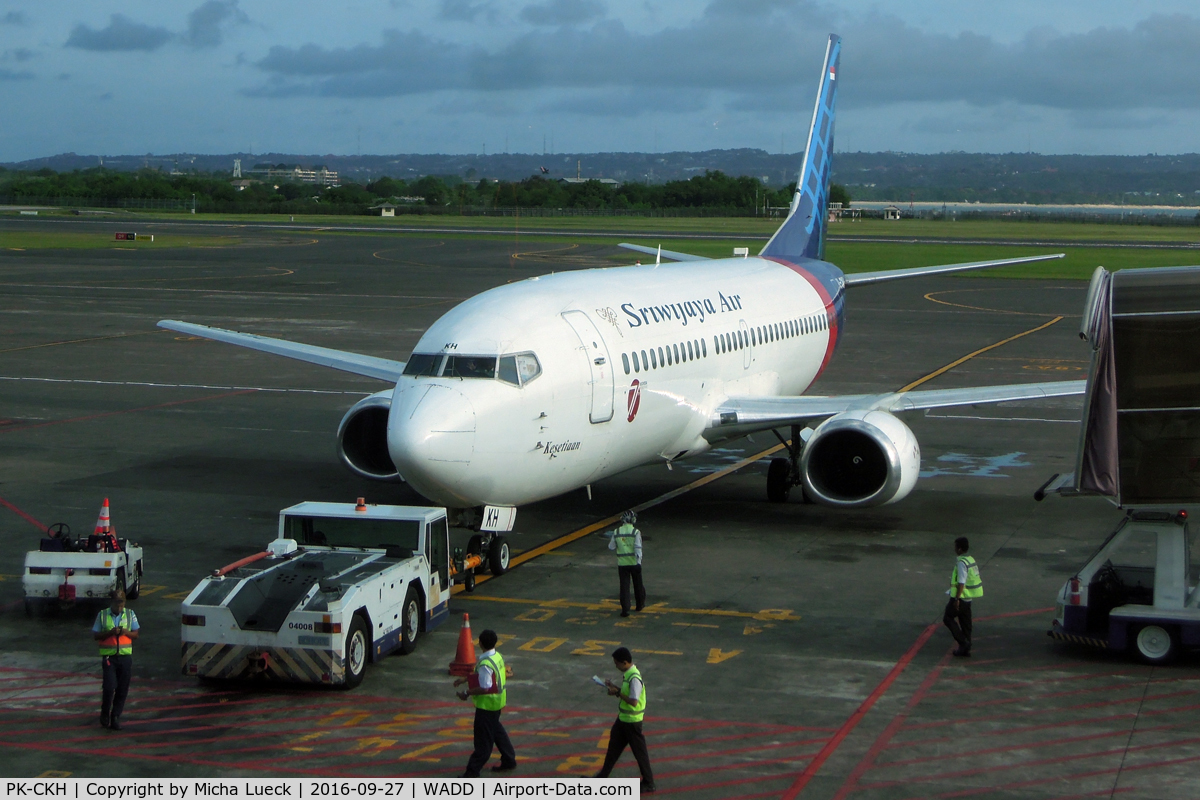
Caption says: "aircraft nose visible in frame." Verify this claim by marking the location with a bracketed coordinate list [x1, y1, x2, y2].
[388, 384, 477, 500]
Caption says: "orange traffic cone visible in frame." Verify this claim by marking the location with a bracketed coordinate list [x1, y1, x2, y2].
[93, 498, 111, 534]
[448, 613, 477, 676]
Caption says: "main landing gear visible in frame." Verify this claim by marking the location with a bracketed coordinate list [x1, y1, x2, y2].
[767, 425, 808, 503]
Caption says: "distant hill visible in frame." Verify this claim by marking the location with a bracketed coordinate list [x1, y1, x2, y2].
[5, 150, 1200, 206]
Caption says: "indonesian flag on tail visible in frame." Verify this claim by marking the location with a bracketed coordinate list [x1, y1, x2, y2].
[829, 64, 837, 81]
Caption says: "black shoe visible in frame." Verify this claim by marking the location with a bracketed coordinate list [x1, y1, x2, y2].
[952, 648, 971, 658]
[635, 606, 644, 612]
[108, 717, 121, 730]
[100, 715, 110, 728]
[641, 784, 656, 794]
[620, 611, 630, 617]
[491, 762, 517, 772]
[459, 772, 479, 778]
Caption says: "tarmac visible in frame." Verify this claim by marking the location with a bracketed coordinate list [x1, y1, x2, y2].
[1, 217, 1197, 798]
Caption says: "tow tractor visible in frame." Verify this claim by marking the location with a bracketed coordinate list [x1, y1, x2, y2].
[180, 500, 509, 688]
[1049, 509, 1199, 663]
[23, 522, 144, 615]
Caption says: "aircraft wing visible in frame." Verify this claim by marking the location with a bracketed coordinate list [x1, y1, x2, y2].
[158, 320, 406, 383]
[618, 243, 710, 262]
[844, 254, 1065, 286]
[709, 380, 1086, 435]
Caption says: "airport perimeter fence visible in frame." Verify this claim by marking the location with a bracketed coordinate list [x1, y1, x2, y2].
[0, 195, 193, 210]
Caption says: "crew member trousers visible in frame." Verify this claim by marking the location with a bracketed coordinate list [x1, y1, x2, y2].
[463, 707, 516, 776]
[943, 598, 973, 652]
[596, 718, 654, 787]
[101, 654, 133, 722]
[618, 565, 646, 614]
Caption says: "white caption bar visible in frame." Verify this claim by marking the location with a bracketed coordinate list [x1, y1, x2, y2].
[1, 780, 639, 800]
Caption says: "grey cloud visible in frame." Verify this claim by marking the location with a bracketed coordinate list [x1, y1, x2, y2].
[438, 0, 495, 22]
[519, 0, 605, 26]
[185, 0, 247, 48]
[0, 68, 34, 80]
[247, 4, 1200, 113]
[2, 48, 35, 62]
[65, 14, 173, 52]
[2, 11, 27, 25]
[540, 87, 707, 116]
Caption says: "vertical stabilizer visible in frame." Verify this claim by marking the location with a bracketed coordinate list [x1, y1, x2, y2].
[761, 34, 841, 263]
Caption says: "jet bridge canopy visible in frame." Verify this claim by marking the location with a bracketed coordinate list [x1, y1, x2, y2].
[1075, 266, 1200, 506]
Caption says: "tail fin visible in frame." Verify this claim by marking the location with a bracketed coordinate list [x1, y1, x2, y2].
[761, 34, 841, 263]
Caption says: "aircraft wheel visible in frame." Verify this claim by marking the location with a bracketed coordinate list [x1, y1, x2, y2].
[342, 616, 369, 689]
[767, 458, 792, 503]
[397, 585, 421, 655]
[464, 571, 476, 593]
[489, 536, 510, 577]
[1133, 624, 1177, 665]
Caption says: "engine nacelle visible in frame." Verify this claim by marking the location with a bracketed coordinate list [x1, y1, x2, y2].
[801, 409, 920, 507]
[337, 389, 403, 481]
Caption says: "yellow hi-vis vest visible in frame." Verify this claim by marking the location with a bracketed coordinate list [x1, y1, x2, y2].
[473, 651, 507, 711]
[952, 555, 983, 599]
[97, 608, 135, 656]
[618, 665, 647, 723]
[614, 524, 639, 567]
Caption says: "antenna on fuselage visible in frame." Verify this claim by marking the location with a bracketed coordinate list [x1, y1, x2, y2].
[655, 245, 661, 267]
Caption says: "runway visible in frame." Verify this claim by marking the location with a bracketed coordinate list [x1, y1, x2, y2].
[1, 217, 1194, 798]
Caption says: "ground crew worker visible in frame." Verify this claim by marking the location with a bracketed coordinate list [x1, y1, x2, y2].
[944, 537, 983, 657]
[608, 510, 645, 617]
[595, 647, 655, 793]
[92, 588, 139, 730]
[455, 629, 517, 776]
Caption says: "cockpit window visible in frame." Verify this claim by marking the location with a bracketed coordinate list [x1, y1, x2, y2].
[403, 353, 443, 376]
[444, 355, 497, 379]
[516, 353, 541, 384]
[498, 356, 520, 385]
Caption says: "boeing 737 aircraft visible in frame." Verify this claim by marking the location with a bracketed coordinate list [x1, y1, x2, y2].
[161, 35, 1084, 527]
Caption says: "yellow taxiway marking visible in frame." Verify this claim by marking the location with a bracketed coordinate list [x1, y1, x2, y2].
[458, 594, 798, 622]
[923, 288, 1081, 317]
[673, 622, 719, 629]
[897, 316, 1064, 393]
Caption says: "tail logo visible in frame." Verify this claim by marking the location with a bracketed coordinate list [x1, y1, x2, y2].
[627, 380, 641, 422]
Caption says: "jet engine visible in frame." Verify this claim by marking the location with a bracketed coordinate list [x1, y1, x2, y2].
[801, 409, 919, 507]
[337, 389, 403, 481]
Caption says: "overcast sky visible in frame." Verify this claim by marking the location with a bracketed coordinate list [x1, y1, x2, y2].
[2, 0, 1199, 162]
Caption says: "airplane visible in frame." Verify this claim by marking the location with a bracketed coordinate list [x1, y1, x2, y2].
[160, 34, 1085, 529]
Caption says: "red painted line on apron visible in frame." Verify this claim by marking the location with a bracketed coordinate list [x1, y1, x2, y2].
[0, 389, 259, 435]
[901, 688, 1197, 731]
[0, 495, 49, 532]
[831, 648, 954, 800]
[860, 733, 1200, 793]
[780, 620, 941, 800]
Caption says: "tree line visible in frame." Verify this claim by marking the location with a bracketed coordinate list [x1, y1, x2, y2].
[0, 166, 850, 215]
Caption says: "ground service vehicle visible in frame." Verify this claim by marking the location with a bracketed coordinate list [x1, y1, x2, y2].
[23, 524, 144, 614]
[1050, 510, 1199, 664]
[180, 502, 453, 688]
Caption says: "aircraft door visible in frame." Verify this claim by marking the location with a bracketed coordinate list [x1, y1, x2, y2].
[739, 319, 751, 369]
[562, 310, 615, 423]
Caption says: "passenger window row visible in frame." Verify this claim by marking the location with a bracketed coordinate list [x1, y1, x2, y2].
[621, 337, 708, 375]
[619, 312, 828, 375]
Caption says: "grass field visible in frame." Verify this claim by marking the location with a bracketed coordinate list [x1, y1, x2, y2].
[3, 213, 1198, 280]
[0, 231, 243, 250]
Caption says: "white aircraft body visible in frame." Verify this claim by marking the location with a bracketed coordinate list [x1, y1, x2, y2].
[161, 35, 1084, 521]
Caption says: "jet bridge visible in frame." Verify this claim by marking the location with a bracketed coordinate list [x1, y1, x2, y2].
[1041, 265, 1200, 662]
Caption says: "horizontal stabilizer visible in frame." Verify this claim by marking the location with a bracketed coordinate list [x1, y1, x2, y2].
[844, 254, 1065, 286]
[618, 243, 709, 262]
[158, 320, 405, 383]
